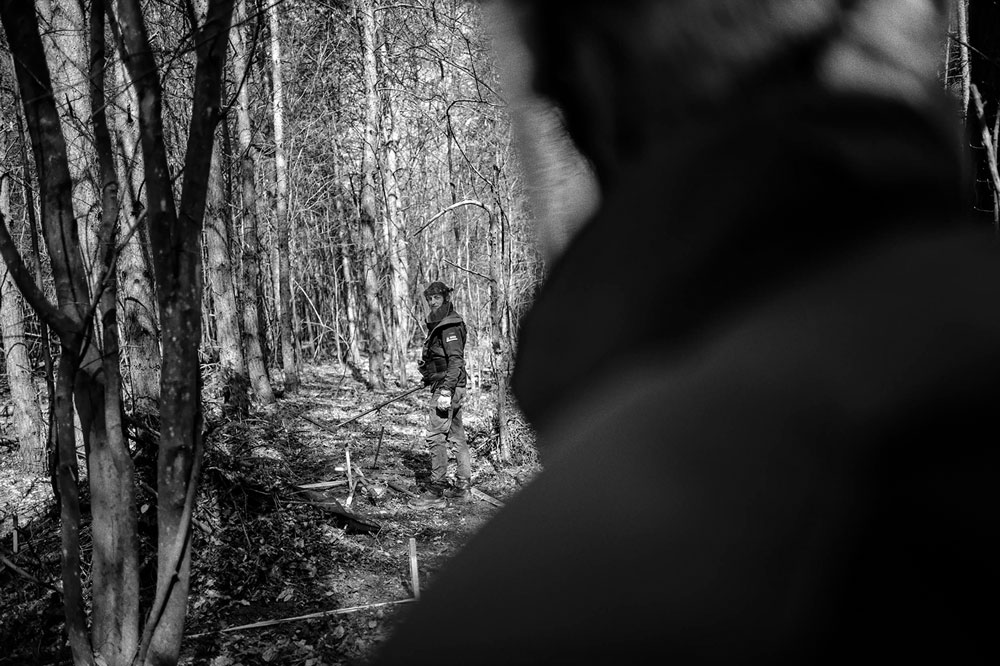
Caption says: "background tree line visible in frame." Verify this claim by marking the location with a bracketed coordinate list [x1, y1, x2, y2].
[1, 1, 998, 664]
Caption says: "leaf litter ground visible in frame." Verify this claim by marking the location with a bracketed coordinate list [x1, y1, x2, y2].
[0, 363, 539, 665]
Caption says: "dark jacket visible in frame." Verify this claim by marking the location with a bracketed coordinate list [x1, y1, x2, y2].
[420, 306, 467, 393]
[374, 85, 999, 664]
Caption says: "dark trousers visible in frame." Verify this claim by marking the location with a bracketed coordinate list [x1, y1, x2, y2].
[425, 386, 469, 486]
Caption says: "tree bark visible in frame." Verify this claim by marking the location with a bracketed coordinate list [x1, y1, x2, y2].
[267, 0, 298, 394]
[0, 170, 46, 474]
[111, 1, 234, 663]
[339, 219, 363, 368]
[1, 3, 101, 662]
[113, 55, 161, 417]
[38, 0, 100, 281]
[377, 35, 410, 384]
[205, 135, 249, 414]
[488, 206, 509, 461]
[957, 0, 971, 119]
[232, 0, 275, 405]
[358, 0, 385, 388]
[88, 4, 141, 660]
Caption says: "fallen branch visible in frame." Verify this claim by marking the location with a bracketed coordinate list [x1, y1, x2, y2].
[294, 480, 348, 490]
[294, 489, 380, 534]
[471, 488, 504, 508]
[0, 550, 62, 594]
[186, 598, 416, 638]
[387, 479, 419, 499]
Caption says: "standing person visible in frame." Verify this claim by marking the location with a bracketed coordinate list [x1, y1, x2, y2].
[411, 281, 470, 509]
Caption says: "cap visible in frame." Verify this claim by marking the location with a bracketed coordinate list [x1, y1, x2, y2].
[423, 281, 453, 298]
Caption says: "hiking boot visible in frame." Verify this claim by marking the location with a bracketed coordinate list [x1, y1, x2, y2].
[409, 486, 447, 510]
[443, 478, 471, 501]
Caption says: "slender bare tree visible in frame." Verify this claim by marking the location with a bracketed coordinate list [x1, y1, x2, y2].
[267, 0, 298, 393]
[357, 0, 386, 388]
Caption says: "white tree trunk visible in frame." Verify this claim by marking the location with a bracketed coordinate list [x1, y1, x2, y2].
[268, 0, 299, 392]
[0, 170, 46, 474]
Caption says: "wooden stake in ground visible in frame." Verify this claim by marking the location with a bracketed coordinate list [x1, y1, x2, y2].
[345, 446, 355, 507]
[409, 537, 420, 599]
[372, 425, 385, 469]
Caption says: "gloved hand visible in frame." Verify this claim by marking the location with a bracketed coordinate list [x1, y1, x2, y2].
[436, 391, 452, 411]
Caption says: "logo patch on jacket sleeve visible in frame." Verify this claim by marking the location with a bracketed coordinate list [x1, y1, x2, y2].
[445, 334, 458, 343]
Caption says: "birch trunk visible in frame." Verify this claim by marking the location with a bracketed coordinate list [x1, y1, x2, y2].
[377, 44, 411, 384]
[268, 0, 299, 393]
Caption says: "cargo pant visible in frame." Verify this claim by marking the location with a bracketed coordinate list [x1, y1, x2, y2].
[426, 386, 469, 487]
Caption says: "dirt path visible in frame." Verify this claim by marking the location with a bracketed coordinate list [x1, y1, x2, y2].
[1, 362, 536, 665]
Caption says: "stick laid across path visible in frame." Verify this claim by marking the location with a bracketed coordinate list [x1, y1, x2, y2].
[186, 598, 416, 638]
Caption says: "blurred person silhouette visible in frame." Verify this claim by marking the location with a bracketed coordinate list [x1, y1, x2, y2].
[411, 281, 472, 509]
[373, 1, 999, 663]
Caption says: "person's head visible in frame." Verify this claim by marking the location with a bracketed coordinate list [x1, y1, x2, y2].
[423, 281, 452, 311]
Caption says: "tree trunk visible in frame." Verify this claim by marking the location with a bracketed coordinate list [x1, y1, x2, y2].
[205, 136, 250, 414]
[0, 168, 46, 474]
[957, 0, 971, 120]
[339, 220, 363, 368]
[38, 0, 100, 282]
[488, 207, 509, 461]
[111, 1, 235, 663]
[87, 5, 141, 660]
[327, 71, 362, 369]
[358, 0, 385, 388]
[233, 0, 275, 405]
[377, 39, 411, 384]
[267, 0, 298, 394]
[1, 4, 103, 662]
[114, 55, 161, 417]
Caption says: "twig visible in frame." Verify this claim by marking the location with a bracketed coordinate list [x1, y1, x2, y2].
[410, 199, 489, 237]
[185, 598, 416, 638]
[443, 258, 495, 282]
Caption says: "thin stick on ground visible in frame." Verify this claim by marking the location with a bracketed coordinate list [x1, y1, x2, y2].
[185, 598, 416, 638]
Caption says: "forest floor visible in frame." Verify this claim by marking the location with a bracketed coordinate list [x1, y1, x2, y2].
[0, 362, 539, 665]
